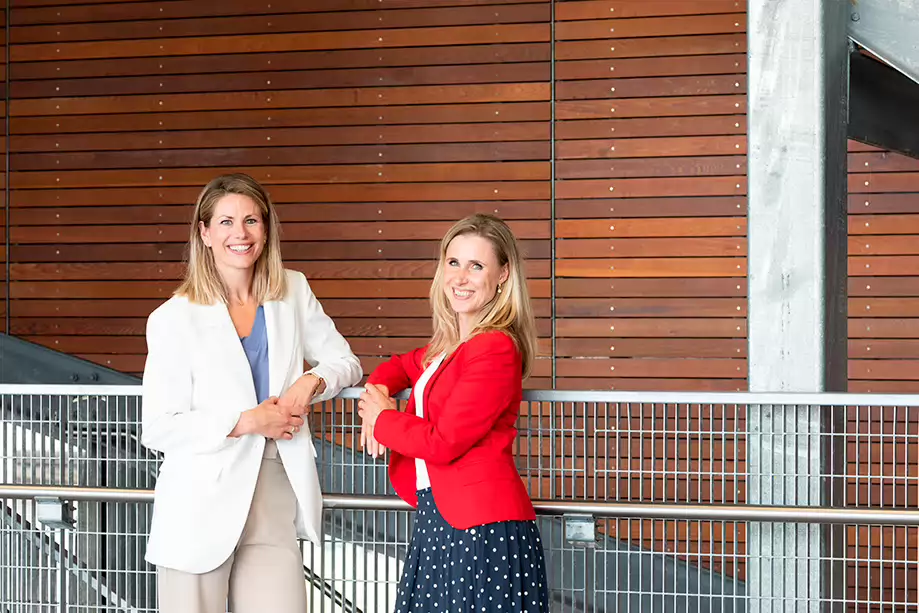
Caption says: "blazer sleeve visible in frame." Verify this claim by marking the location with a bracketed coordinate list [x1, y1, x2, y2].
[292, 270, 363, 402]
[140, 303, 241, 456]
[373, 333, 521, 465]
[366, 346, 426, 396]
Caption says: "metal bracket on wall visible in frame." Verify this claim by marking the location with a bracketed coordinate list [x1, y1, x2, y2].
[563, 514, 596, 546]
[35, 497, 75, 530]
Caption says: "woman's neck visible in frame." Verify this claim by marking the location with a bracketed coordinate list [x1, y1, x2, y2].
[219, 266, 255, 306]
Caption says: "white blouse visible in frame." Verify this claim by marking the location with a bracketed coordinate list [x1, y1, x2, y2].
[412, 353, 446, 490]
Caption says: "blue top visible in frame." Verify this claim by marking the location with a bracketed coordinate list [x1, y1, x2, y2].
[240, 305, 269, 404]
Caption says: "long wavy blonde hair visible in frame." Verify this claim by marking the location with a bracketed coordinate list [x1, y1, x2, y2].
[425, 214, 538, 378]
[176, 173, 288, 304]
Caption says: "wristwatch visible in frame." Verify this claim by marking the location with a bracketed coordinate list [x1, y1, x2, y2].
[308, 372, 325, 392]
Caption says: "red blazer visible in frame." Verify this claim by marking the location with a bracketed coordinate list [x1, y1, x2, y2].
[367, 330, 536, 530]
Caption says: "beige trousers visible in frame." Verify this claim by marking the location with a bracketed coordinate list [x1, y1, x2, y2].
[156, 440, 308, 613]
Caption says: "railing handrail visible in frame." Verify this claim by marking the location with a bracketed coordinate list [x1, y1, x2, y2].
[2, 484, 918, 525]
[4, 384, 919, 407]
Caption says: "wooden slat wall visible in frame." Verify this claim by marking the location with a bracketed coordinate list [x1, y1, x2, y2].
[2, 0, 918, 601]
[1, 5, 6, 335]
[6, 0, 554, 382]
[553, 1, 747, 392]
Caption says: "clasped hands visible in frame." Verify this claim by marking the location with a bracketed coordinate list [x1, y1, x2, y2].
[358, 383, 396, 458]
[231, 373, 322, 440]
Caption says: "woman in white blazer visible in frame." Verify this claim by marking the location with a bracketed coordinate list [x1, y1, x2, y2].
[141, 173, 362, 613]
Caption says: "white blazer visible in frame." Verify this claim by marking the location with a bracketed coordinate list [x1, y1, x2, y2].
[140, 269, 362, 574]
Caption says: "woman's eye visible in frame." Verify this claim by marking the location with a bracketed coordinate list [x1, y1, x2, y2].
[220, 219, 232, 226]
[447, 260, 458, 267]
[246, 218, 258, 225]
[472, 263, 483, 271]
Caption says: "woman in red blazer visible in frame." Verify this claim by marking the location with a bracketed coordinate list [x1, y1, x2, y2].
[358, 213, 550, 613]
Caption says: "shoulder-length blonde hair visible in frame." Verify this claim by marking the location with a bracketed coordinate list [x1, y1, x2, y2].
[175, 173, 288, 305]
[425, 213, 538, 378]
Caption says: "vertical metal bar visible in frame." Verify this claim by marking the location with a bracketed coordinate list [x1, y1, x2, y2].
[4, 0, 10, 335]
[549, 0, 556, 388]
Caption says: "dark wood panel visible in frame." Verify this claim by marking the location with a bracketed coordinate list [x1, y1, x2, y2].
[12, 4, 550, 43]
[557, 75, 745, 100]
[557, 238, 745, 258]
[557, 298, 745, 318]
[848, 380, 919, 393]
[554, 377, 745, 392]
[11, 0, 541, 24]
[557, 217, 745, 239]
[12, 186, 550, 208]
[13, 166, 550, 189]
[13, 63, 552, 98]
[12, 144, 550, 171]
[557, 1, 741, 20]
[849, 172, 919, 194]
[555, 14, 745, 40]
[556, 338, 746, 358]
[11, 315, 552, 339]
[10, 83, 550, 116]
[849, 298, 919, 317]
[12, 200, 551, 224]
[557, 177, 745, 199]
[555, 116, 744, 140]
[850, 277, 919, 297]
[556, 318, 746, 338]
[556, 156, 746, 179]
[557, 34, 745, 60]
[10, 260, 551, 281]
[11, 24, 551, 62]
[12, 219, 552, 243]
[849, 152, 919, 173]
[850, 192, 919, 214]
[12, 124, 550, 153]
[850, 339, 919, 359]
[850, 360, 919, 381]
[556, 358, 745, 379]
[12, 103, 550, 135]
[556, 197, 746, 218]
[557, 95, 745, 119]
[850, 319, 919, 339]
[11, 239, 551, 262]
[556, 54, 744, 80]
[850, 256, 919, 277]
[557, 258, 744, 278]
[12, 279, 553, 299]
[557, 278, 746, 298]
[557, 136, 745, 160]
[849, 236, 919, 256]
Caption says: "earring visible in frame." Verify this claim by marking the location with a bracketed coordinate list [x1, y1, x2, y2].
[497, 285, 503, 294]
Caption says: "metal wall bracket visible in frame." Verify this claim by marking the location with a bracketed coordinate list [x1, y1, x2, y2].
[563, 514, 596, 546]
[35, 497, 75, 530]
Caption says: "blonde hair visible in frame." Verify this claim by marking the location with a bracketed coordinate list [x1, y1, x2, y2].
[425, 214, 538, 378]
[176, 173, 288, 304]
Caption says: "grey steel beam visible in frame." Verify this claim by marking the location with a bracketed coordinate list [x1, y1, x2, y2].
[747, 0, 849, 611]
[848, 0, 919, 86]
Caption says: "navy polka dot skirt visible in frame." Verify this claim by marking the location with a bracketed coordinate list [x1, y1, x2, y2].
[394, 488, 551, 613]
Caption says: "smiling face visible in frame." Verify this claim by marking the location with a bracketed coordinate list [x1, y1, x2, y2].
[442, 233, 509, 335]
[199, 193, 266, 276]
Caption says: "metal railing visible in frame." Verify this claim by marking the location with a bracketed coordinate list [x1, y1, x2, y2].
[2, 385, 918, 612]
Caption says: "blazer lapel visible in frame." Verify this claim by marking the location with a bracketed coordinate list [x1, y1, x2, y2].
[264, 299, 295, 397]
[190, 301, 257, 406]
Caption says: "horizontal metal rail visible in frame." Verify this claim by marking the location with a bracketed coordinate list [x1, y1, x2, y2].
[6, 383, 919, 406]
[2, 484, 919, 525]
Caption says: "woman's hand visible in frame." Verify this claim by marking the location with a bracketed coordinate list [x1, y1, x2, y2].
[231, 397, 305, 440]
[278, 373, 324, 413]
[358, 383, 394, 458]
